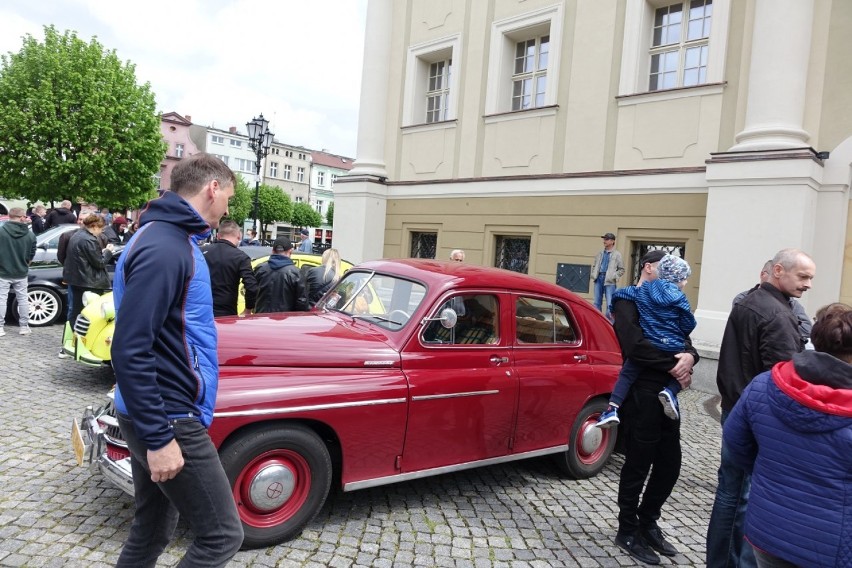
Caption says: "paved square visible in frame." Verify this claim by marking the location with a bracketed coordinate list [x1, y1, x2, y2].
[0, 325, 719, 566]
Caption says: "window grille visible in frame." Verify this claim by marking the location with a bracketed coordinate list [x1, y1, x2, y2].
[410, 232, 437, 259]
[630, 241, 686, 283]
[495, 236, 531, 274]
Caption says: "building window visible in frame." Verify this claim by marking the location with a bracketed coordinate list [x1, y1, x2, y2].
[630, 241, 686, 283]
[649, 0, 712, 91]
[317, 171, 325, 186]
[211, 135, 224, 145]
[618, 0, 729, 96]
[285, 150, 293, 158]
[295, 196, 303, 203]
[410, 232, 437, 259]
[233, 158, 255, 173]
[331, 174, 338, 185]
[175, 143, 184, 158]
[316, 200, 324, 215]
[485, 5, 564, 115]
[270, 162, 278, 178]
[297, 167, 305, 182]
[298, 153, 306, 160]
[283, 165, 292, 180]
[212, 154, 229, 165]
[495, 235, 530, 274]
[230, 139, 242, 148]
[511, 36, 549, 110]
[402, 35, 461, 127]
[426, 59, 452, 123]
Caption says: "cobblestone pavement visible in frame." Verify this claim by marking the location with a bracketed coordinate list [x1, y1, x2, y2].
[0, 325, 721, 567]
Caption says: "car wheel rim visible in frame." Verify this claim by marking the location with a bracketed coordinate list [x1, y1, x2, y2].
[234, 449, 311, 527]
[576, 413, 609, 465]
[28, 290, 59, 325]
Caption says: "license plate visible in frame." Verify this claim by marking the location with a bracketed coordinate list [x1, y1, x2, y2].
[71, 418, 88, 466]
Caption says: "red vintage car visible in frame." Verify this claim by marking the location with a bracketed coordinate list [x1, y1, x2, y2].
[75, 259, 621, 549]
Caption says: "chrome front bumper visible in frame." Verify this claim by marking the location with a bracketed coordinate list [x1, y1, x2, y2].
[97, 454, 135, 496]
[74, 404, 135, 497]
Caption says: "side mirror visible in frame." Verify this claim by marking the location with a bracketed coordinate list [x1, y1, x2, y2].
[422, 307, 457, 329]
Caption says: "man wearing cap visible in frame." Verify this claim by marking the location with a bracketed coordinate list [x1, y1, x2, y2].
[610, 249, 697, 565]
[296, 228, 313, 253]
[103, 215, 129, 245]
[591, 232, 625, 321]
[254, 237, 308, 313]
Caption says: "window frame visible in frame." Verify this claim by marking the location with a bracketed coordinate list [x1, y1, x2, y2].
[485, 5, 564, 115]
[175, 143, 184, 158]
[269, 161, 278, 178]
[283, 164, 292, 180]
[619, 0, 730, 97]
[211, 135, 224, 145]
[317, 171, 325, 187]
[402, 34, 462, 127]
[297, 166, 305, 182]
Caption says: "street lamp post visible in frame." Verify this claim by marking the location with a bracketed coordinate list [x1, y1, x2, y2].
[246, 114, 274, 238]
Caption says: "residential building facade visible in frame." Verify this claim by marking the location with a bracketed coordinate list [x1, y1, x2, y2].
[159, 112, 200, 190]
[335, 0, 852, 347]
[310, 150, 354, 247]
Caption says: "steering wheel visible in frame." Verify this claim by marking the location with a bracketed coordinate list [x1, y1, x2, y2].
[388, 309, 411, 324]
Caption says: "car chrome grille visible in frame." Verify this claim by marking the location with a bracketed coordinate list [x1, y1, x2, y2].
[74, 314, 91, 337]
[96, 403, 128, 449]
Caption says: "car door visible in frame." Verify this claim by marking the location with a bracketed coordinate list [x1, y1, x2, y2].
[399, 291, 518, 473]
[510, 294, 598, 454]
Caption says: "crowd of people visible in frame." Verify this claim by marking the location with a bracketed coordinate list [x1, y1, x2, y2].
[2, 157, 849, 566]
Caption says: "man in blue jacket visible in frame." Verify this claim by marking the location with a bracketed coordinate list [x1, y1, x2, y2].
[111, 153, 243, 566]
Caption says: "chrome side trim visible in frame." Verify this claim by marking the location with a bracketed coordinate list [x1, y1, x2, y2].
[343, 445, 569, 492]
[214, 397, 407, 419]
[97, 455, 135, 497]
[412, 390, 499, 401]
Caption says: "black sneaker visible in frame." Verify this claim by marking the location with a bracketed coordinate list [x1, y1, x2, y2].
[614, 532, 660, 565]
[640, 525, 678, 557]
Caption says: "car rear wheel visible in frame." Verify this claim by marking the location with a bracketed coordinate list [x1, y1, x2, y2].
[220, 424, 332, 549]
[11, 286, 64, 327]
[554, 399, 616, 479]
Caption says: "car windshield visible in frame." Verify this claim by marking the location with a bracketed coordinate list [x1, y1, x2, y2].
[318, 270, 427, 330]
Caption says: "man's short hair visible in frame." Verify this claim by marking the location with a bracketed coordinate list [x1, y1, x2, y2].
[60, 200, 72, 209]
[218, 219, 241, 238]
[82, 213, 105, 229]
[35, 205, 46, 213]
[170, 153, 237, 198]
[771, 248, 812, 271]
[8, 207, 26, 219]
[450, 249, 465, 261]
[272, 237, 293, 252]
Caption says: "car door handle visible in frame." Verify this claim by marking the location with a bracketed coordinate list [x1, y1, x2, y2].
[490, 355, 509, 365]
[573, 354, 588, 362]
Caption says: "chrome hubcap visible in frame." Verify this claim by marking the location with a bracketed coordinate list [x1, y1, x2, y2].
[248, 464, 295, 511]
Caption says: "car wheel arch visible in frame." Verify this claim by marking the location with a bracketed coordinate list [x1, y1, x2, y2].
[553, 396, 617, 479]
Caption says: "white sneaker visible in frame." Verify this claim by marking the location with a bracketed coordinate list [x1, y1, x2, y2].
[0, 328, 5, 337]
[58, 350, 70, 359]
[19, 326, 31, 335]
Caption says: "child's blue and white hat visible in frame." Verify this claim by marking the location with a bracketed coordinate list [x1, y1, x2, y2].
[657, 254, 691, 283]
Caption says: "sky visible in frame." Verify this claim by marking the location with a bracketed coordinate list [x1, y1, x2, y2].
[0, 0, 368, 157]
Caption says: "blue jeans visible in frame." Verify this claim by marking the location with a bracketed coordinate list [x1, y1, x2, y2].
[610, 359, 682, 407]
[117, 414, 243, 567]
[593, 275, 616, 319]
[706, 409, 756, 568]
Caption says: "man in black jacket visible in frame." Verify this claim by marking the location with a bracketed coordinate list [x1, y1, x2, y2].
[254, 237, 308, 313]
[202, 220, 257, 316]
[45, 200, 78, 229]
[612, 249, 697, 565]
[706, 248, 815, 568]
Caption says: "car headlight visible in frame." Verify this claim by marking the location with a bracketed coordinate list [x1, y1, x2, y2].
[82, 291, 100, 307]
[101, 301, 116, 321]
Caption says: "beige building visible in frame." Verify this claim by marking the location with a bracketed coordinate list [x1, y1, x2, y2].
[335, 0, 852, 348]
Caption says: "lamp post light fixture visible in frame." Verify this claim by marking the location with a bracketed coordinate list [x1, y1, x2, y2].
[245, 114, 274, 236]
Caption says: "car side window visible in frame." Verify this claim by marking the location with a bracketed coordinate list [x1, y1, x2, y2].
[515, 297, 578, 344]
[422, 294, 500, 345]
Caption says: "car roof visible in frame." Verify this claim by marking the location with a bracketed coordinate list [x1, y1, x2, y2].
[355, 259, 583, 301]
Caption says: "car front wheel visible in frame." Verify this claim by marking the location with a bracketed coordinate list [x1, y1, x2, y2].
[219, 424, 332, 549]
[554, 399, 616, 479]
[14, 286, 64, 327]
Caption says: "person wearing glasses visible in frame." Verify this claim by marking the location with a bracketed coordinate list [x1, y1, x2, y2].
[450, 249, 465, 262]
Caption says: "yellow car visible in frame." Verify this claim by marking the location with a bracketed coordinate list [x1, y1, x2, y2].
[63, 250, 354, 367]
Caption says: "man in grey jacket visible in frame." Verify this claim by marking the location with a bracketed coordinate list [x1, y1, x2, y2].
[590, 232, 625, 321]
[0, 208, 37, 336]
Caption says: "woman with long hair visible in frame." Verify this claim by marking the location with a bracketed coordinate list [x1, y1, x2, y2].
[722, 303, 852, 567]
[63, 214, 114, 326]
[305, 248, 342, 307]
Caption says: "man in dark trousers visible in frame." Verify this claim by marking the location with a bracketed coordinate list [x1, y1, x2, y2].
[254, 237, 308, 313]
[611, 249, 697, 565]
[111, 153, 243, 566]
[202, 219, 258, 317]
[706, 248, 815, 568]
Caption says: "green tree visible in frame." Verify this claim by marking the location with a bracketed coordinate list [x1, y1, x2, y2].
[292, 201, 323, 229]
[257, 184, 292, 234]
[325, 201, 334, 226]
[225, 175, 253, 226]
[0, 26, 166, 208]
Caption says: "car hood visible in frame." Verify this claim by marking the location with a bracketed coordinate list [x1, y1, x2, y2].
[216, 311, 401, 368]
